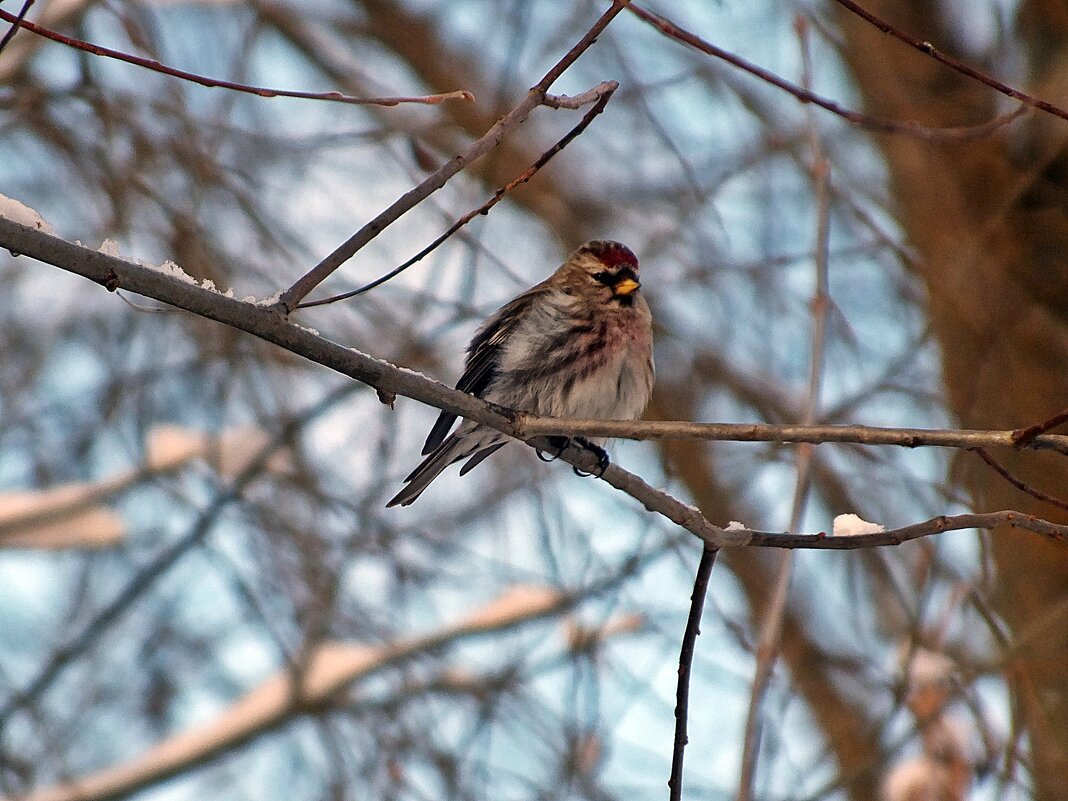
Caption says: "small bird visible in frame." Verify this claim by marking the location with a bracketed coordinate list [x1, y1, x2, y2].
[386, 240, 654, 507]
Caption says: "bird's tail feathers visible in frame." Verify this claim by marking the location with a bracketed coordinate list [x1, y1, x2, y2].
[387, 431, 506, 507]
[386, 436, 463, 507]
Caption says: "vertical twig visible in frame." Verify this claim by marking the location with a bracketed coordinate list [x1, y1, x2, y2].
[734, 18, 833, 801]
[668, 544, 718, 801]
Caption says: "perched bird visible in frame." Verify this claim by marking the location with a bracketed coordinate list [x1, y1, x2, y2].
[386, 240, 654, 508]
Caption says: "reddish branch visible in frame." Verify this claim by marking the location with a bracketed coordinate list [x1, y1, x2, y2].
[971, 448, 1068, 513]
[0, 7, 473, 106]
[297, 81, 619, 308]
[627, 3, 1031, 141]
[1012, 406, 1068, 446]
[832, 0, 1068, 124]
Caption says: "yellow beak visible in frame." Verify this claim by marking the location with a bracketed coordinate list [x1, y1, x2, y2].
[613, 277, 641, 296]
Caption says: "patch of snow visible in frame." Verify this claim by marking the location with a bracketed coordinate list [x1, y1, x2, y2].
[0, 194, 56, 234]
[150, 259, 197, 285]
[393, 363, 434, 381]
[254, 291, 282, 307]
[832, 513, 885, 537]
[725, 520, 747, 531]
[97, 238, 121, 257]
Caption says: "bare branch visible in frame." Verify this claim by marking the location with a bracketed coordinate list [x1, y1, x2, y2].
[0, 385, 354, 731]
[3, 587, 577, 801]
[668, 545, 717, 801]
[0, 424, 291, 546]
[742, 511, 1068, 549]
[832, 0, 1068, 124]
[3, 221, 1066, 556]
[1012, 406, 1068, 446]
[276, 0, 633, 312]
[736, 39, 834, 797]
[296, 80, 619, 308]
[513, 416, 1068, 456]
[0, 8, 473, 107]
[971, 448, 1068, 513]
[627, 3, 1032, 141]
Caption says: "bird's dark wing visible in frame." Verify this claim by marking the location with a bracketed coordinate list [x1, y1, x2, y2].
[421, 287, 542, 455]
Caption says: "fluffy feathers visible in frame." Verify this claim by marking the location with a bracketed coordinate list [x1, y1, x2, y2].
[387, 241, 654, 507]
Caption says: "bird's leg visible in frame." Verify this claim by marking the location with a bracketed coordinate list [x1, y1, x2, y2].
[572, 437, 610, 478]
[536, 436, 571, 463]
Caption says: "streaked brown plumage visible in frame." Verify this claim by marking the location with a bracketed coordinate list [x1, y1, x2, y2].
[387, 240, 654, 507]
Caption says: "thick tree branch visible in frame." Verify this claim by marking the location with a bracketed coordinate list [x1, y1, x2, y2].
[3, 220, 1067, 553]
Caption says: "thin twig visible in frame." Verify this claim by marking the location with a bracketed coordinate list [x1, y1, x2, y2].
[971, 448, 1068, 513]
[296, 81, 619, 308]
[512, 416, 1068, 455]
[742, 511, 1068, 549]
[0, 7, 472, 106]
[668, 544, 717, 801]
[832, 0, 1068, 124]
[1011, 406, 1068, 446]
[627, 3, 1031, 141]
[276, 0, 632, 312]
[0, 0, 33, 55]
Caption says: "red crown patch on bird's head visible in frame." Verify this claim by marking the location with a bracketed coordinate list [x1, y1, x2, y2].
[582, 240, 638, 271]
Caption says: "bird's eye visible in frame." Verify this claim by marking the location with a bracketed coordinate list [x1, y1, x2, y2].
[592, 271, 615, 286]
